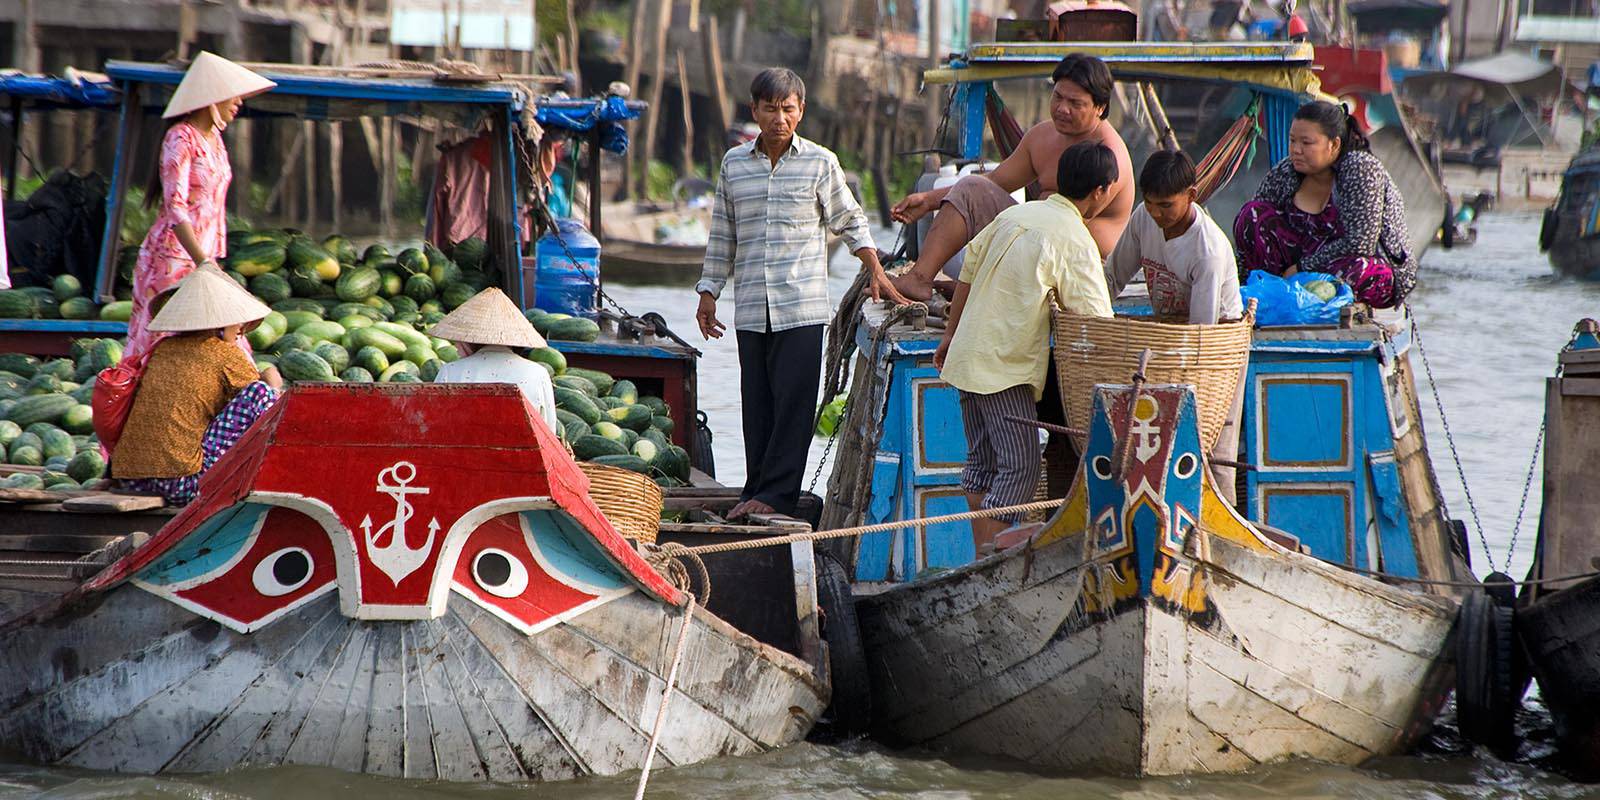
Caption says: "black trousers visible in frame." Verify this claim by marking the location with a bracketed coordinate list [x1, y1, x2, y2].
[736, 323, 823, 515]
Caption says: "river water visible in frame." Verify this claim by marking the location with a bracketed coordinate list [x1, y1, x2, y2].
[6, 212, 1600, 798]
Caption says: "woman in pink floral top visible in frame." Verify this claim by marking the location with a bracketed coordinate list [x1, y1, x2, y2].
[126, 52, 275, 358]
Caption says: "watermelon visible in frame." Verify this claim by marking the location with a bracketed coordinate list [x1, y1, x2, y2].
[60, 404, 94, 435]
[313, 341, 351, 374]
[0, 420, 19, 446]
[548, 317, 601, 342]
[606, 404, 653, 432]
[651, 414, 675, 434]
[287, 238, 341, 280]
[336, 266, 383, 302]
[51, 274, 83, 301]
[435, 343, 460, 363]
[40, 428, 74, 461]
[554, 387, 601, 425]
[419, 359, 443, 382]
[25, 374, 62, 396]
[609, 379, 639, 406]
[572, 434, 628, 460]
[270, 332, 314, 356]
[296, 320, 347, 345]
[639, 395, 669, 416]
[589, 454, 650, 473]
[338, 314, 375, 330]
[287, 266, 324, 298]
[451, 237, 487, 271]
[354, 346, 390, 376]
[428, 258, 462, 287]
[250, 272, 293, 304]
[379, 269, 404, 298]
[99, 299, 132, 320]
[562, 418, 590, 442]
[592, 421, 625, 441]
[565, 368, 615, 395]
[350, 328, 407, 358]
[66, 449, 105, 483]
[439, 282, 476, 310]
[553, 374, 598, 397]
[631, 438, 660, 463]
[246, 321, 283, 350]
[322, 234, 359, 264]
[59, 297, 96, 320]
[378, 361, 420, 382]
[362, 296, 396, 317]
[0, 290, 37, 319]
[0, 354, 40, 378]
[395, 247, 429, 275]
[401, 343, 436, 366]
[404, 273, 437, 302]
[271, 299, 326, 317]
[230, 242, 287, 277]
[389, 295, 420, 317]
[340, 366, 374, 382]
[527, 347, 567, 375]
[279, 350, 337, 382]
[362, 244, 391, 265]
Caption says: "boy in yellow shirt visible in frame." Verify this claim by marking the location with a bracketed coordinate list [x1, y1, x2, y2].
[934, 142, 1118, 552]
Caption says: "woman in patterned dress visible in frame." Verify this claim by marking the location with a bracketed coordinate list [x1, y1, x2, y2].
[1233, 100, 1417, 308]
[125, 52, 275, 357]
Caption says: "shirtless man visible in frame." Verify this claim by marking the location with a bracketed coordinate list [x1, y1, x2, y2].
[891, 53, 1136, 302]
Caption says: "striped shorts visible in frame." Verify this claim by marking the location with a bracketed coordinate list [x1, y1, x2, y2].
[957, 384, 1043, 521]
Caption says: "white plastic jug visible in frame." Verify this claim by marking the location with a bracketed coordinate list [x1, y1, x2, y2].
[912, 161, 1026, 279]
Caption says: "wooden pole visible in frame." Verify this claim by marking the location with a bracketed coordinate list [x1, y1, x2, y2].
[676, 49, 694, 181]
[923, 0, 941, 144]
[303, 120, 317, 229]
[637, 0, 672, 198]
[702, 15, 732, 153]
[622, 0, 648, 200]
[329, 121, 344, 231]
[381, 118, 395, 235]
[564, 0, 580, 93]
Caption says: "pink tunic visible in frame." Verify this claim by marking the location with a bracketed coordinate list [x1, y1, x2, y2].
[126, 122, 233, 359]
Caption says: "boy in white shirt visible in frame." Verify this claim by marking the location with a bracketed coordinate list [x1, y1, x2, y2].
[1105, 150, 1246, 494]
[1105, 150, 1241, 323]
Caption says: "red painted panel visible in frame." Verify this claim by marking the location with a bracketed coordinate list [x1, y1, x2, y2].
[171, 506, 338, 628]
[452, 513, 609, 631]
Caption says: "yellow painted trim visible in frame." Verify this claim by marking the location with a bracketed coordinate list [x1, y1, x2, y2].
[1033, 471, 1088, 549]
[1199, 472, 1281, 553]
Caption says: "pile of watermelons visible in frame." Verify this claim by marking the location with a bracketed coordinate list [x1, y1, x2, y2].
[538, 356, 690, 488]
[0, 340, 120, 490]
[0, 274, 117, 321]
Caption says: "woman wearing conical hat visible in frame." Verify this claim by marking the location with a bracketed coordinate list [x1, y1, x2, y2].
[125, 52, 275, 359]
[114, 267, 283, 506]
[431, 288, 559, 432]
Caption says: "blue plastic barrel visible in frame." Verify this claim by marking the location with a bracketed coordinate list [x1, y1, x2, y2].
[533, 218, 601, 317]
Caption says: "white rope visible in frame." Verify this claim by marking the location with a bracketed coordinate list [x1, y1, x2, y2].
[633, 596, 696, 800]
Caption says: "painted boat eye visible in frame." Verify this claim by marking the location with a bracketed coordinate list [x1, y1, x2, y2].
[252, 547, 313, 596]
[473, 548, 529, 598]
[1174, 453, 1198, 479]
[1091, 455, 1113, 479]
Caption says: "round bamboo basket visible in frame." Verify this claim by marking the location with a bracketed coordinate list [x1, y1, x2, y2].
[1052, 305, 1254, 453]
[579, 462, 663, 543]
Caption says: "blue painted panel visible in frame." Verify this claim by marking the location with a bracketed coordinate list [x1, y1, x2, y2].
[919, 489, 975, 571]
[854, 457, 902, 582]
[1263, 487, 1354, 563]
[535, 512, 628, 590]
[138, 504, 269, 586]
[912, 374, 967, 473]
[955, 81, 989, 160]
[548, 339, 695, 360]
[1366, 453, 1419, 578]
[1260, 379, 1348, 466]
[0, 319, 128, 334]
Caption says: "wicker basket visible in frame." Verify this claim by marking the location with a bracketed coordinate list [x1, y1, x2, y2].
[579, 462, 663, 543]
[1052, 306, 1254, 453]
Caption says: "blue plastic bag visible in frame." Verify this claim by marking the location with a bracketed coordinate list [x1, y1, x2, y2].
[1240, 270, 1354, 327]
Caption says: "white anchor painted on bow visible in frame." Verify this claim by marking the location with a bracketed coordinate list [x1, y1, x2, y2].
[361, 461, 441, 585]
[1131, 396, 1162, 463]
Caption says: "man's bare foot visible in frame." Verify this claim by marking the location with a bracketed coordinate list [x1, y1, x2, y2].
[891, 270, 936, 302]
[731, 499, 775, 520]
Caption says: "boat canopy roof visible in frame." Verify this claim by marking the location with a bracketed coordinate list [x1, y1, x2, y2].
[0, 70, 121, 110]
[104, 61, 640, 152]
[924, 41, 1322, 98]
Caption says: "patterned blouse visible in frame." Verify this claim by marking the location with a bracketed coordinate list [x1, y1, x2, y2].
[1251, 150, 1418, 302]
[126, 123, 232, 358]
[112, 335, 260, 479]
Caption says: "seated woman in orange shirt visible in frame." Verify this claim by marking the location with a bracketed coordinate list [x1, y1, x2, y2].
[112, 267, 283, 505]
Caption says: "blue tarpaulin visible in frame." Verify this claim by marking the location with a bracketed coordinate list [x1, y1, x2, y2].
[535, 95, 639, 154]
[0, 73, 121, 110]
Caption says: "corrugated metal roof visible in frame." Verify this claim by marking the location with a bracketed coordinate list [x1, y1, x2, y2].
[1516, 15, 1600, 45]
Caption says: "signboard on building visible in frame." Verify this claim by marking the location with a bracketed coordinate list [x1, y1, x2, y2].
[391, 0, 535, 52]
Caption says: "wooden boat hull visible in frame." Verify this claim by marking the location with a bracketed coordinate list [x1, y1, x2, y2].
[856, 385, 1458, 775]
[1544, 147, 1600, 279]
[0, 384, 826, 781]
[0, 584, 821, 779]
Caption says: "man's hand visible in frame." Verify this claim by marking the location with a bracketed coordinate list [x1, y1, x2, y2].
[696, 292, 726, 340]
[857, 249, 912, 305]
[933, 334, 952, 370]
[891, 191, 940, 224]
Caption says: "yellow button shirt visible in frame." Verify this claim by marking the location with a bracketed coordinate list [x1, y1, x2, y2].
[941, 194, 1114, 400]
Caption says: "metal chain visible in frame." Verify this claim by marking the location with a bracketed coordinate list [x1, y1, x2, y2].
[1505, 423, 1544, 564]
[1408, 306, 1495, 572]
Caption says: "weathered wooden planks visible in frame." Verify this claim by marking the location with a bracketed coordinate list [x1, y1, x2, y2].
[856, 522, 1456, 775]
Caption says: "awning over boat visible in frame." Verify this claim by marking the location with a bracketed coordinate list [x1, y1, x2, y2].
[1400, 53, 1577, 148]
[0, 70, 121, 111]
[923, 41, 1324, 99]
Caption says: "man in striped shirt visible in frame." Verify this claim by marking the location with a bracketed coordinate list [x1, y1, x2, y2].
[695, 67, 904, 520]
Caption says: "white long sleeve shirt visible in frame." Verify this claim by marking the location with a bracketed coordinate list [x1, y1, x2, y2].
[434, 345, 559, 431]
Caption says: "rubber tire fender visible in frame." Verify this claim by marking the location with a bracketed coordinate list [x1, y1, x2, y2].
[815, 549, 871, 735]
[1455, 589, 1521, 756]
[1440, 198, 1456, 249]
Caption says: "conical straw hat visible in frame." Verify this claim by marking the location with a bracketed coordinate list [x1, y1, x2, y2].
[162, 52, 277, 119]
[148, 266, 273, 332]
[429, 288, 547, 349]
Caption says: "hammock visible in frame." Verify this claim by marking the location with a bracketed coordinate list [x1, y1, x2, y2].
[979, 87, 1262, 204]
